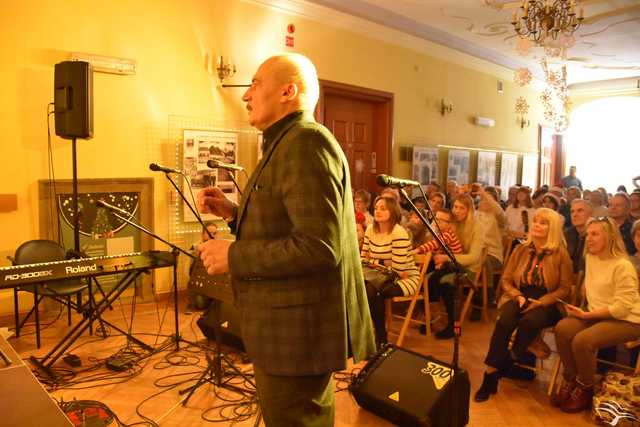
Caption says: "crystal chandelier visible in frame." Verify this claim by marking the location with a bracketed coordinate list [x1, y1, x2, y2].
[511, 0, 584, 45]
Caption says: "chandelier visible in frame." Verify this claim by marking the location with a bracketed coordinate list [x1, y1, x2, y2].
[511, 0, 584, 45]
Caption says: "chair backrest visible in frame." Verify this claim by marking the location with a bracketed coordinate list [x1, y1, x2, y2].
[414, 252, 432, 282]
[13, 240, 66, 265]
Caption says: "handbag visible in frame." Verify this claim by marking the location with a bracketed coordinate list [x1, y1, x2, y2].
[362, 260, 397, 291]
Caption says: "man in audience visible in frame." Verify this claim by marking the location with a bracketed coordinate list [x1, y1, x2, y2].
[561, 165, 583, 190]
[609, 192, 636, 255]
[197, 53, 375, 426]
[588, 190, 609, 217]
[564, 199, 593, 273]
[426, 181, 440, 198]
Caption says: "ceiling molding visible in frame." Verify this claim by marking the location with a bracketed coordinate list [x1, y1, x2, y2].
[569, 77, 640, 97]
[305, 0, 544, 80]
[243, 0, 545, 84]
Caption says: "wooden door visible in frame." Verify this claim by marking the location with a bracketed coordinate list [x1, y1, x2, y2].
[317, 81, 393, 192]
[323, 96, 374, 191]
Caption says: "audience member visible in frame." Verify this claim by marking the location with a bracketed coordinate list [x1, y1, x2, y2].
[354, 189, 373, 226]
[532, 188, 548, 208]
[609, 192, 636, 255]
[428, 194, 484, 339]
[429, 192, 446, 215]
[505, 185, 519, 208]
[632, 220, 640, 277]
[564, 199, 593, 274]
[542, 193, 561, 211]
[588, 190, 608, 217]
[474, 208, 572, 402]
[361, 196, 421, 347]
[476, 189, 505, 289]
[553, 217, 640, 413]
[416, 209, 463, 261]
[505, 187, 535, 240]
[405, 208, 429, 248]
[445, 180, 459, 209]
[426, 181, 440, 198]
[561, 166, 583, 190]
[617, 185, 628, 194]
[630, 190, 640, 221]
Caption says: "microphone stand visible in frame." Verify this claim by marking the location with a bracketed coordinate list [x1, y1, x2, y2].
[150, 173, 259, 422]
[397, 187, 471, 427]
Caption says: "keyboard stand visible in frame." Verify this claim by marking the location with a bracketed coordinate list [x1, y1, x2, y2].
[30, 268, 151, 381]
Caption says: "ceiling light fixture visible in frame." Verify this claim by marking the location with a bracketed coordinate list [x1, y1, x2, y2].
[511, 0, 584, 45]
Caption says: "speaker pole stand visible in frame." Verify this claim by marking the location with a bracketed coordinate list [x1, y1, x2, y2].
[71, 137, 80, 253]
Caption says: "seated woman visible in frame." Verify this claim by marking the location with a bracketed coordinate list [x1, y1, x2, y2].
[505, 187, 535, 241]
[361, 196, 421, 347]
[631, 219, 640, 276]
[474, 208, 572, 402]
[428, 194, 484, 339]
[552, 217, 640, 413]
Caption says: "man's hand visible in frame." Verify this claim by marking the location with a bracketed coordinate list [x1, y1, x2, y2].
[197, 187, 236, 218]
[199, 239, 233, 275]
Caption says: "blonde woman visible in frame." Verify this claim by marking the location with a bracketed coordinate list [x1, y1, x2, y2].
[361, 196, 421, 347]
[475, 208, 572, 402]
[552, 217, 640, 413]
[428, 194, 484, 339]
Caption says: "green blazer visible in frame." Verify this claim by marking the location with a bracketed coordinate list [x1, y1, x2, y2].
[228, 111, 376, 376]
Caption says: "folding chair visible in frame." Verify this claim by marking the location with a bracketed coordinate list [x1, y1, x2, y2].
[384, 253, 432, 346]
[459, 250, 488, 326]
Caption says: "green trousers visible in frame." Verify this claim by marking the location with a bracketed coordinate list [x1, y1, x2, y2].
[253, 365, 335, 427]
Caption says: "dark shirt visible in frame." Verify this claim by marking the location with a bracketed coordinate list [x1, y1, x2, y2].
[559, 203, 571, 229]
[620, 218, 636, 256]
[564, 226, 585, 273]
[561, 175, 582, 190]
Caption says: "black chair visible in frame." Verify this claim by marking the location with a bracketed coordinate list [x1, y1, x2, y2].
[10, 240, 88, 348]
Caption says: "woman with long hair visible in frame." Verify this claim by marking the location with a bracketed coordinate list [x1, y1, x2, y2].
[429, 194, 484, 339]
[505, 187, 535, 240]
[361, 196, 421, 347]
[474, 208, 572, 402]
[552, 217, 640, 413]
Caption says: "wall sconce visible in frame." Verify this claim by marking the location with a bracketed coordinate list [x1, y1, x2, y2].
[440, 99, 454, 116]
[517, 115, 530, 129]
[216, 56, 236, 83]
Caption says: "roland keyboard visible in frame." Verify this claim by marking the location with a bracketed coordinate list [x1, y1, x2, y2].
[0, 251, 175, 289]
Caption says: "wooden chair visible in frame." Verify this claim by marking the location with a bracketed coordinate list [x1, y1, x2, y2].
[458, 250, 489, 326]
[384, 253, 432, 346]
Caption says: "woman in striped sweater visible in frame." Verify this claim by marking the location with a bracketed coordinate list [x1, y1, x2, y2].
[361, 196, 421, 347]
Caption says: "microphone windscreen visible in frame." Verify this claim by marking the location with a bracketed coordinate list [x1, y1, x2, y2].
[149, 163, 161, 172]
[376, 174, 390, 187]
[206, 159, 218, 169]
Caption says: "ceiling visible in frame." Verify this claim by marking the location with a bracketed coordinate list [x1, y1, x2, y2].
[304, 0, 640, 85]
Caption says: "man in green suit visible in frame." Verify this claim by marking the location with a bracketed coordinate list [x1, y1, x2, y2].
[197, 53, 375, 426]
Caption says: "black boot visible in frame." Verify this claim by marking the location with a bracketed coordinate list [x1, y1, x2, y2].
[435, 324, 454, 339]
[474, 371, 499, 402]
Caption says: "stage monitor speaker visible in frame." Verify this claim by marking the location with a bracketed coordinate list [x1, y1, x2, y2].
[54, 60, 93, 140]
[350, 345, 470, 427]
[0, 336, 72, 427]
[197, 300, 245, 352]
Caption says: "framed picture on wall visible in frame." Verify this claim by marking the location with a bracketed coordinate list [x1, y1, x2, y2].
[500, 153, 518, 200]
[183, 129, 238, 222]
[477, 151, 497, 186]
[447, 149, 470, 185]
[412, 147, 438, 185]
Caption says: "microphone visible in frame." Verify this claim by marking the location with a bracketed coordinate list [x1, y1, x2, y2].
[149, 163, 182, 174]
[376, 174, 420, 188]
[206, 159, 244, 171]
[96, 200, 132, 218]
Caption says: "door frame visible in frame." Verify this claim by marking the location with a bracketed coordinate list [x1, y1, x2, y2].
[316, 80, 394, 187]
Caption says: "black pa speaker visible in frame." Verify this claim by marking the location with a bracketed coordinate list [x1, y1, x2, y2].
[54, 60, 93, 139]
[197, 300, 245, 352]
[350, 345, 470, 427]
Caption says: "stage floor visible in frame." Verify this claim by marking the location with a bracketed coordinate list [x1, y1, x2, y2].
[7, 296, 597, 426]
